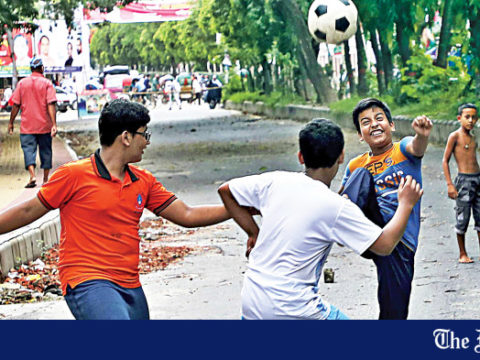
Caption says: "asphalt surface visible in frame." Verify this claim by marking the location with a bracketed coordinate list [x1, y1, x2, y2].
[0, 102, 478, 319]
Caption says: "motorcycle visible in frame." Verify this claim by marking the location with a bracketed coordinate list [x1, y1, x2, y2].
[204, 82, 222, 109]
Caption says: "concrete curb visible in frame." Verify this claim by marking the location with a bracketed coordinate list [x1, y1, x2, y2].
[224, 100, 467, 146]
[0, 211, 60, 278]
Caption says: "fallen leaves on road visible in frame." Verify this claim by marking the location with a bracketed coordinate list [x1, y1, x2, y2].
[0, 219, 210, 305]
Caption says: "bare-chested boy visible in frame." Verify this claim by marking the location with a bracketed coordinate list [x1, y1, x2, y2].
[442, 103, 480, 263]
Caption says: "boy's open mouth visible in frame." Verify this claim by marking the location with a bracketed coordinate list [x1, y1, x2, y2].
[370, 130, 384, 136]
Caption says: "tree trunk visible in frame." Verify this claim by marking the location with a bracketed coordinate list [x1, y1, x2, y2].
[275, 64, 283, 91]
[468, 7, 480, 97]
[343, 40, 356, 96]
[435, 0, 455, 68]
[254, 66, 262, 92]
[262, 56, 273, 94]
[378, 31, 394, 90]
[6, 28, 18, 89]
[248, 66, 255, 91]
[171, 59, 177, 77]
[355, 24, 368, 96]
[276, 0, 337, 104]
[369, 26, 386, 95]
[395, 23, 411, 67]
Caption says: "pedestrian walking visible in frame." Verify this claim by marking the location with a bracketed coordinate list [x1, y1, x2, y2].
[218, 118, 423, 320]
[192, 75, 202, 105]
[0, 99, 230, 320]
[167, 78, 181, 110]
[8, 57, 57, 188]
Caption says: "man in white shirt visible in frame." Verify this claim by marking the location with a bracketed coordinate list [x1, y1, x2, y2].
[218, 118, 423, 319]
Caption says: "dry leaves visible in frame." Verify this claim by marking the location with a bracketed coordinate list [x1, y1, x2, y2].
[1, 219, 198, 304]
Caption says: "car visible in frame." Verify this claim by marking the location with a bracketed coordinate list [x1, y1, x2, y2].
[55, 86, 77, 112]
[100, 65, 131, 92]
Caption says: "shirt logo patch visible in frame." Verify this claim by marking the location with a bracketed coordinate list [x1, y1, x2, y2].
[135, 194, 145, 211]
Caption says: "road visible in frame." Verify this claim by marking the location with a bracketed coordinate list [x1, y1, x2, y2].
[0, 102, 478, 319]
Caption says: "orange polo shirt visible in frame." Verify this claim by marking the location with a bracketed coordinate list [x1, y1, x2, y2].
[11, 72, 57, 134]
[38, 150, 177, 295]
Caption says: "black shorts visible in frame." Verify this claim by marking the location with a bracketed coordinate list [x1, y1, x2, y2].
[454, 172, 480, 234]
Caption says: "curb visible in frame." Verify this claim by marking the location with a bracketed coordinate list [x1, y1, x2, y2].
[224, 100, 466, 146]
[0, 136, 75, 279]
[0, 211, 60, 278]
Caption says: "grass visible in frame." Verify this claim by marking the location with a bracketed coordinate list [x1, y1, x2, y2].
[226, 91, 306, 107]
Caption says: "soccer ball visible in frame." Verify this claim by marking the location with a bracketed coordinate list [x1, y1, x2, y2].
[307, 0, 358, 45]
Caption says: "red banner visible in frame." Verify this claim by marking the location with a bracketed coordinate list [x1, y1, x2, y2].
[83, 1, 197, 24]
[0, 29, 33, 67]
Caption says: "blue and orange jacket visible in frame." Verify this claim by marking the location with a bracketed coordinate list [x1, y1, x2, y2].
[341, 137, 422, 252]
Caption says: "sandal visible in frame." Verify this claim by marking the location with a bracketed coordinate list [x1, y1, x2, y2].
[25, 180, 36, 188]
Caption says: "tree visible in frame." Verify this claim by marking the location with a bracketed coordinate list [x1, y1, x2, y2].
[355, 22, 368, 96]
[274, 0, 337, 103]
[434, 0, 455, 68]
[466, 0, 480, 96]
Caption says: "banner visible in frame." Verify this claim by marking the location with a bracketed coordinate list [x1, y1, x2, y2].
[0, 20, 91, 79]
[83, 1, 197, 24]
[0, 28, 34, 77]
[33, 19, 90, 74]
[78, 89, 115, 119]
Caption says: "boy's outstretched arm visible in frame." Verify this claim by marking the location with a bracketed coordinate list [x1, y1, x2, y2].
[218, 183, 259, 258]
[0, 197, 50, 234]
[406, 115, 433, 157]
[159, 199, 230, 228]
[442, 132, 458, 199]
[368, 176, 423, 256]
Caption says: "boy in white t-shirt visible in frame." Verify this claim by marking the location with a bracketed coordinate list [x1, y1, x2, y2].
[218, 118, 423, 319]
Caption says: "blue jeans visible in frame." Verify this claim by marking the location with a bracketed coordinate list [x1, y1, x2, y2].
[20, 133, 52, 169]
[64, 280, 149, 320]
[326, 304, 349, 320]
[342, 168, 415, 320]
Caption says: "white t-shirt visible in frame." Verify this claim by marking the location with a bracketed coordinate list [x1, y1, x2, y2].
[228, 171, 382, 319]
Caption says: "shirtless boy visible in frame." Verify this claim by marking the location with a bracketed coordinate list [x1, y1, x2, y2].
[442, 103, 480, 263]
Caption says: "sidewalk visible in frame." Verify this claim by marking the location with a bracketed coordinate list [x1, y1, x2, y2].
[0, 134, 77, 211]
[0, 120, 77, 277]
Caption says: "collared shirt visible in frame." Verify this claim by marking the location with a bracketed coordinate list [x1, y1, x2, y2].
[341, 137, 422, 252]
[38, 149, 177, 294]
[11, 72, 57, 134]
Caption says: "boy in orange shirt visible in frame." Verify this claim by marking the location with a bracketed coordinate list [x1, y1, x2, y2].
[442, 103, 480, 263]
[0, 99, 230, 319]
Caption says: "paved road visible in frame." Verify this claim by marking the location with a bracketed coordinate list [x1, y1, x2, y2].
[1, 103, 478, 319]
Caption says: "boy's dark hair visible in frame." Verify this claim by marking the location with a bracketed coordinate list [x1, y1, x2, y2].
[98, 99, 150, 146]
[458, 103, 478, 116]
[299, 118, 344, 169]
[352, 98, 393, 133]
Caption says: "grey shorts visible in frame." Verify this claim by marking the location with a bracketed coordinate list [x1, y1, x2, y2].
[19, 133, 52, 170]
[454, 172, 480, 234]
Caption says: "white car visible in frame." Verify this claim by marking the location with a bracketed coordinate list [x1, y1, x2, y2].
[55, 86, 77, 112]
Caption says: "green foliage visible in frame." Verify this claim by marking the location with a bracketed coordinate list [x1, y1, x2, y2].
[0, 0, 37, 27]
[399, 49, 470, 109]
[223, 74, 244, 98]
